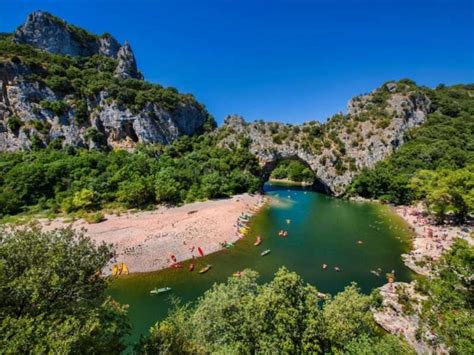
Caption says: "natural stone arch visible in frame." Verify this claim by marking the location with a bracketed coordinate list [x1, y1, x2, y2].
[220, 85, 432, 196]
[260, 154, 333, 195]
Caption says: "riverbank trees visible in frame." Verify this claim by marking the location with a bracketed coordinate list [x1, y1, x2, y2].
[0, 225, 130, 353]
[0, 135, 262, 220]
[136, 268, 413, 354]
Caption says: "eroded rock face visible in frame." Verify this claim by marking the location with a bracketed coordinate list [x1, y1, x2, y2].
[14, 11, 121, 57]
[14, 11, 143, 80]
[218, 82, 432, 195]
[0, 61, 209, 151]
[0, 11, 208, 150]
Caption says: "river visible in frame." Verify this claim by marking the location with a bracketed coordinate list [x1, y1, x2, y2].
[108, 182, 414, 346]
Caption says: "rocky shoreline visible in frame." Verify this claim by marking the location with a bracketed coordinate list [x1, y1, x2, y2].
[374, 203, 472, 353]
[394, 204, 472, 275]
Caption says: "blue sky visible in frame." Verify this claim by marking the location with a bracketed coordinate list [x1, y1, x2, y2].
[2, 0, 473, 125]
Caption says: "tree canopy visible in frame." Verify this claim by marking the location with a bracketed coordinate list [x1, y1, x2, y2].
[136, 268, 412, 354]
[0, 225, 130, 353]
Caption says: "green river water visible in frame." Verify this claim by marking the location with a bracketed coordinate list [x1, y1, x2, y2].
[108, 182, 414, 346]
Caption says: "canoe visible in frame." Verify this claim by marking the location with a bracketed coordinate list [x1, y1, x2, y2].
[198, 247, 204, 257]
[224, 242, 234, 248]
[150, 287, 172, 295]
[112, 264, 119, 276]
[261, 249, 271, 256]
[199, 265, 212, 274]
[254, 236, 262, 246]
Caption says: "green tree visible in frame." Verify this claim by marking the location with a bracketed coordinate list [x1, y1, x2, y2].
[410, 166, 474, 223]
[322, 283, 378, 349]
[155, 169, 183, 203]
[117, 176, 155, 208]
[416, 239, 474, 353]
[0, 225, 130, 353]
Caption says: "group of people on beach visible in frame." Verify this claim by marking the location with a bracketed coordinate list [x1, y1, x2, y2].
[400, 205, 472, 274]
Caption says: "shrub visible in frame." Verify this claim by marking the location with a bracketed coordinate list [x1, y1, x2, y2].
[7, 115, 23, 133]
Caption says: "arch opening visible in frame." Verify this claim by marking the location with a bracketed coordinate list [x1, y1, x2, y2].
[261, 155, 332, 195]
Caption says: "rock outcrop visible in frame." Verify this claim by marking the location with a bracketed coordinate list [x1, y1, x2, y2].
[14, 11, 143, 79]
[0, 12, 210, 151]
[114, 41, 143, 80]
[218, 81, 432, 195]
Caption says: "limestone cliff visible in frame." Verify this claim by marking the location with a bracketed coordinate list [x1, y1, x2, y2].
[0, 11, 211, 151]
[217, 81, 432, 195]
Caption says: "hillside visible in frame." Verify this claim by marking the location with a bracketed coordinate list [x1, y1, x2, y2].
[349, 84, 473, 220]
[0, 11, 214, 151]
[217, 80, 434, 194]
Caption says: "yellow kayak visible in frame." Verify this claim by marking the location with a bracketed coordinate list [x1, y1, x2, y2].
[121, 262, 129, 275]
[112, 262, 129, 276]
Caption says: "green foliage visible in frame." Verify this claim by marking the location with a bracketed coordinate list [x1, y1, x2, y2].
[416, 239, 474, 353]
[6, 115, 23, 133]
[31, 119, 51, 134]
[270, 159, 315, 182]
[350, 84, 474, 206]
[137, 268, 410, 354]
[40, 99, 69, 115]
[0, 225, 130, 353]
[410, 166, 474, 223]
[74, 98, 89, 124]
[83, 211, 106, 224]
[117, 177, 155, 208]
[0, 135, 262, 218]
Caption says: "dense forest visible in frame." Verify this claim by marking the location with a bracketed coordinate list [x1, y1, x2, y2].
[349, 84, 474, 222]
[0, 134, 262, 221]
[1, 225, 472, 353]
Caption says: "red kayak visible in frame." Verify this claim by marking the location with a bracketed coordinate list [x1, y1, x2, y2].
[170, 254, 177, 262]
[189, 263, 195, 272]
[198, 247, 204, 257]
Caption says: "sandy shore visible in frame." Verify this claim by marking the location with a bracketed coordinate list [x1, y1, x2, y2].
[393, 204, 473, 275]
[41, 193, 266, 274]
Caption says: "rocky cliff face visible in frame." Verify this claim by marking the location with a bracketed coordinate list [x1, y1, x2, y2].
[218, 81, 432, 195]
[0, 12, 210, 151]
[14, 11, 142, 79]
